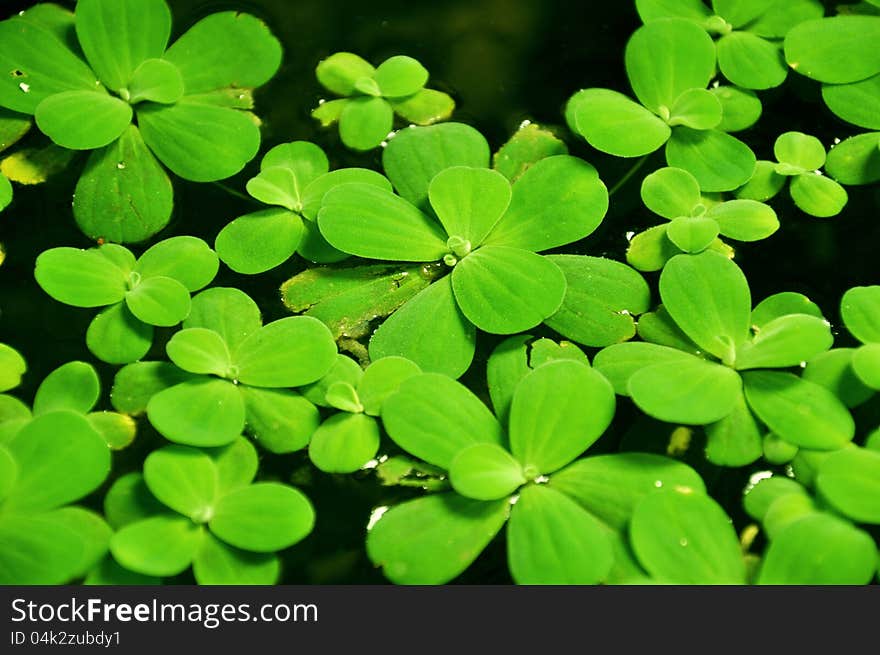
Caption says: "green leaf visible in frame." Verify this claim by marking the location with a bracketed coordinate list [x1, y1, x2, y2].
[712, 0, 770, 27]
[660, 251, 751, 363]
[111, 515, 202, 577]
[483, 155, 609, 252]
[215, 209, 303, 275]
[743, 475, 807, 522]
[85, 557, 160, 585]
[624, 19, 716, 114]
[147, 378, 245, 447]
[626, 224, 680, 272]
[449, 443, 525, 500]
[842, 285, 880, 343]
[35, 247, 127, 307]
[0, 17, 99, 114]
[366, 493, 509, 584]
[667, 88, 722, 129]
[641, 166, 701, 219]
[824, 132, 880, 185]
[128, 58, 184, 104]
[789, 174, 848, 217]
[717, 32, 787, 90]
[0, 344, 26, 392]
[816, 447, 880, 524]
[241, 387, 320, 454]
[735, 314, 832, 370]
[74, 0, 171, 92]
[635, 0, 711, 23]
[775, 131, 826, 171]
[734, 160, 787, 201]
[232, 317, 336, 388]
[110, 361, 193, 415]
[166, 328, 231, 377]
[4, 411, 110, 513]
[757, 513, 876, 584]
[144, 446, 218, 522]
[708, 199, 779, 241]
[43, 507, 112, 580]
[743, 371, 855, 449]
[510, 361, 615, 474]
[301, 167, 390, 220]
[566, 89, 670, 157]
[138, 101, 260, 182]
[747, 0, 824, 38]
[666, 216, 719, 252]
[822, 74, 880, 130]
[338, 96, 394, 151]
[853, 343, 880, 388]
[135, 236, 218, 292]
[358, 356, 422, 416]
[319, 183, 447, 261]
[0, 514, 85, 584]
[388, 88, 455, 125]
[711, 86, 763, 132]
[592, 342, 694, 396]
[125, 276, 190, 327]
[208, 436, 259, 494]
[381, 373, 503, 469]
[370, 276, 476, 378]
[544, 255, 650, 348]
[666, 128, 757, 192]
[164, 12, 282, 94]
[637, 306, 702, 353]
[316, 52, 375, 95]
[452, 246, 566, 334]
[74, 298, 138, 350]
[803, 348, 874, 408]
[630, 489, 746, 584]
[492, 122, 568, 182]
[507, 484, 613, 584]
[103, 473, 165, 529]
[35, 90, 131, 150]
[309, 413, 380, 474]
[33, 361, 99, 415]
[382, 123, 490, 209]
[550, 453, 706, 531]
[486, 336, 533, 425]
[87, 411, 136, 450]
[193, 532, 279, 585]
[185, 287, 262, 351]
[210, 483, 315, 553]
[73, 125, 174, 244]
[374, 55, 428, 97]
[784, 16, 880, 84]
[628, 357, 742, 424]
[428, 167, 511, 246]
[301, 354, 364, 408]
[751, 291, 823, 326]
[705, 388, 764, 466]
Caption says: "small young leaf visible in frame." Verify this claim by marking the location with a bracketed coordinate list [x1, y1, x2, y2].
[641, 166, 701, 219]
[125, 276, 191, 327]
[315, 52, 375, 95]
[708, 199, 779, 241]
[166, 328, 232, 377]
[185, 288, 262, 351]
[381, 373, 503, 469]
[374, 55, 428, 97]
[309, 413, 381, 474]
[626, 224, 680, 272]
[127, 58, 184, 105]
[493, 122, 568, 181]
[666, 216, 719, 252]
[210, 483, 315, 552]
[134, 236, 219, 292]
[358, 356, 422, 416]
[789, 174, 848, 217]
[86, 303, 153, 365]
[144, 446, 219, 522]
[667, 88, 722, 129]
[338, 96, 394, 151]
[449, 443, 525, 501]
[87, 411, 136, 450]
[428, 167, 511, 246]
[366, 493, 509, 584]
[388, 88, 455, 125]
[775, 132, 826, 171]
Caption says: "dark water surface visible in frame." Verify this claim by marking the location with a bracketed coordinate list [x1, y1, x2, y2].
[1, 0, 878, 583]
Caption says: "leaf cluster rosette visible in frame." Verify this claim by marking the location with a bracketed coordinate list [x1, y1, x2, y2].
[301, 355, 421, 473]
[316, 123, 608, 377]
[637, 0, 824, 90]
[107, 438, 314, 584]
[594, 251, 849, 467]
[368, 350, 727, 583]
[215, 141, 392, 272]
[628, 166, 779, 272]
[735, 132, 848, 218]
[743, 463, 879, 584]
[0, 361, 114, 584]
[313, 52, 455, 150]
[0, 0, 282, 242]
[35, 237, 219, 364]
[141, 288, 337, 450]
[566, 18, 756, 192]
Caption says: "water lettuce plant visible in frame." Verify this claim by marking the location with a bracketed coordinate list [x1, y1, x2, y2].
[35, 237, 219, 364]
[0, 0, 281, 242]
[313, 53, 455, 150]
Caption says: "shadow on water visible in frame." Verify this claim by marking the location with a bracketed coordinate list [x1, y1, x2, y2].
[0, 0, 877, 582]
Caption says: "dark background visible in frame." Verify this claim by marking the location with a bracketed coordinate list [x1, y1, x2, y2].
[1, 0, 878, 583]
